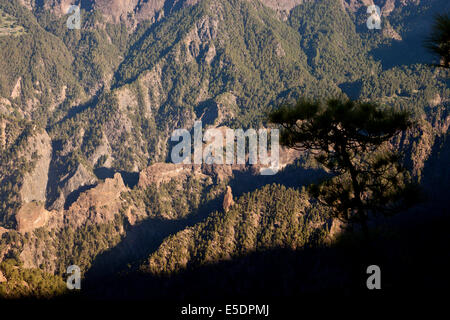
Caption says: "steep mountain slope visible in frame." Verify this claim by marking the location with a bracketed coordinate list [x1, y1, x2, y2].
[44, 0, 448, 207]
[0, 2, 75, 121]
[0, 0, 448, 298]
[0, 115, 49, 228]
[141, 184, 330, 275]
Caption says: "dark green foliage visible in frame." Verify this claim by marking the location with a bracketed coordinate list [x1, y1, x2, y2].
[55, 215, 124, 275]
[0, 258, 66, 299]
[114, 2, 208, 87]
[289, 0, 376, 84]
[270, 99, 418, 232]
[0, 0, 448, 300]
[358, 64, 449, 115]
[0, 231, 65, 299]
[425, 13, 450, 68]
[127, 176, 214, 220]
[1, 0, 444, 180]
[0, 115, 39, 228]
[142, 184, 329, 275]
[0, 1, 77, 121]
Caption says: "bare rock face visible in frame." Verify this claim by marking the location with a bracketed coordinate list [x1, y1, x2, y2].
[138, 163, 203, 188]
[326, 218, 346, 242]
[20, 0, 200, 25]
[11, 77, 21, 99]
[0, 98, 12, 115]
[258, 0, 304, 12]
[223, 186, 234, 212]
[0, 270, 6, 283]
[65, 173, 127, 228]
[0, 118, 6, 149]
[20, 130, 52, 204]
[94, 0, 140, 23]
[19, 0, 432, 27]
[134, 0, 200, 23]
[15, 202, 52, 233]
[19, 0, 75, 16]
[50, 163, 98, 211]
[383, 21, 402, 40]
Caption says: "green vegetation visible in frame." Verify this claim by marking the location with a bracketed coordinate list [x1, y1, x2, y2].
[0, 258, 66, 299]
[425, 13, 450, 68]
[0, 8, 25, 37]
[0, 0, 448, 300]
[127, 176, 215, 220]
[0, 115, 39, 228]
[289, 0, 377, 84]
[55, 215, 124, 274]
[142, 184, 329, 275]
[270, 99, 418, 236]
[1, 0, 443, 179]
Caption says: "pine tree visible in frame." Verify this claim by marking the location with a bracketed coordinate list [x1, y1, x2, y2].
[425, 13, 450, 69]
[270, 98, 419, 238]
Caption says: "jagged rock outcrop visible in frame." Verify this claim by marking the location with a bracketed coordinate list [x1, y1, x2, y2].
[94, 0, 200, 24]
[64, 173, 127, 228]
[3, 0, 447, 293]
[15, 202, 52, 233]
[94, 0, 140, 23]
[138, 163, 204, 188]
[20, 0, 200, 25]
[15, 173, 127, 272]
[326, 218, 346, 243]
[18, 0, 432, 27]
[49, 164, 98, 211]
[258, 0, 304, 12]
[143, 185, 315, 274]
[223, 186, 234, 212]
[383, 21, 402, 40]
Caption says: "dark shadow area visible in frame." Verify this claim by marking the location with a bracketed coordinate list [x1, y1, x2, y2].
[370, 38, 433, 71]
[46, 90, 102, 131]
[64, 184, 96, 210]
[420, 131, 450, 206]
[195, 99, 219, 126]
[65, 94, 100, 121]
[79, 0, 94, 12]
[77, 210, 450, 306]
[228, 161, 329, 200]
[368, 0, 450, 71]
[6, 210, 449, 315]
[163, 0, 184, 15]
[338, 81, 362, 100]
[34, 0, 45, 8]
[45, 139, 74, 208]
[86, 161, 327, 279]
[84, 218, 190, 278]
[93, 167, 139, 189]
[84, 193, 224, 280]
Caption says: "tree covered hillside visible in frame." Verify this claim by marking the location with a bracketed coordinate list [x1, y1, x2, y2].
[0, 0, 448, 301]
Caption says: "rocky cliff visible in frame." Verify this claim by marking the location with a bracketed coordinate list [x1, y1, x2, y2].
[0, 0, 447, 298]
[19, 130, 52, 204]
